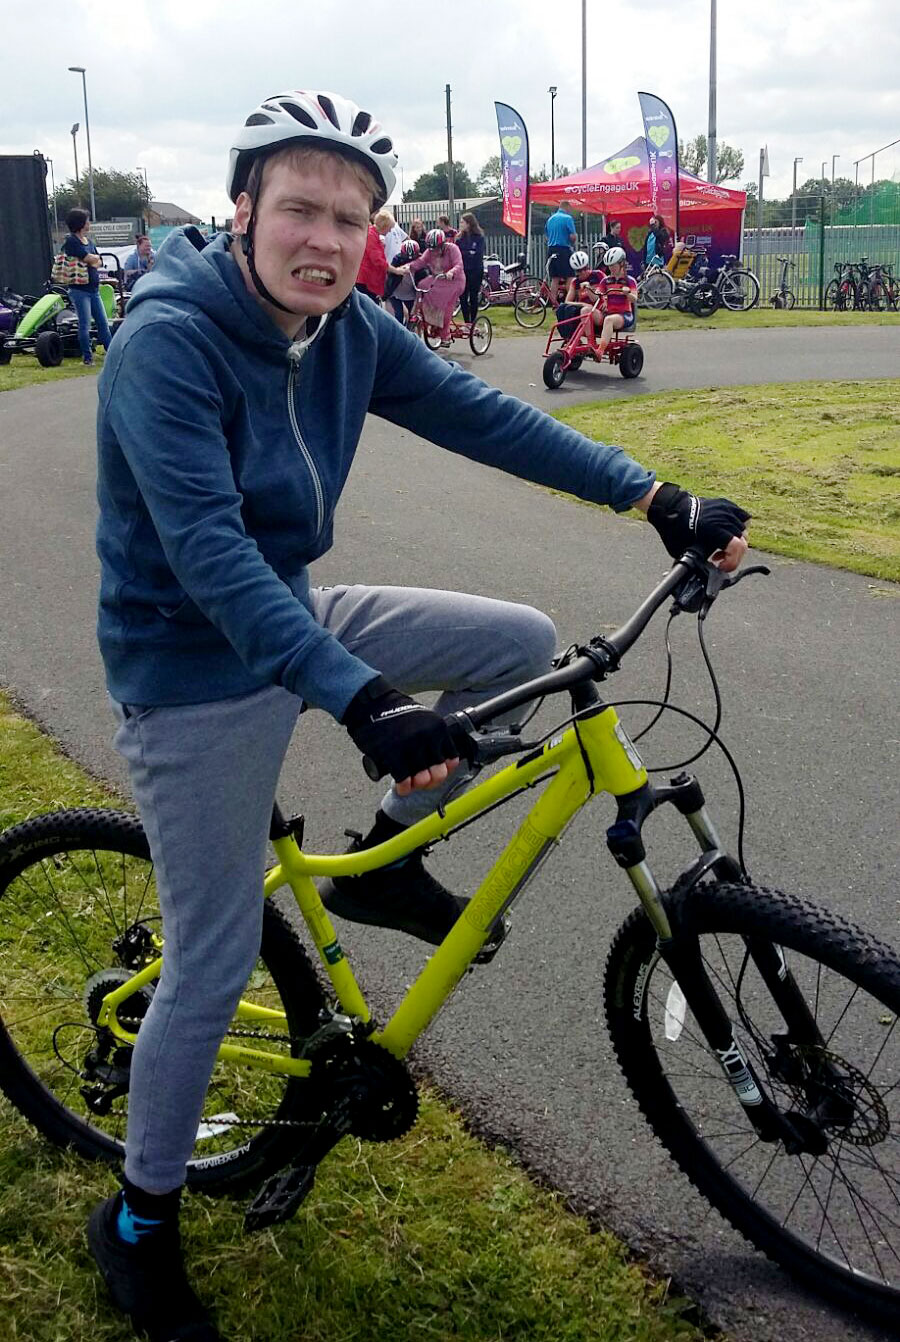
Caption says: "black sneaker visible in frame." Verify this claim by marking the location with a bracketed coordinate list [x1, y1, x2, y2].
[320, 836, 508, 955]
[321, 845, 466, 946]
[87, 1195, 220, 1341]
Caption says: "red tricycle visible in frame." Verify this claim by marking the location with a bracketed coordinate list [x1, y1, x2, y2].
[541, 299, 644, 389]
[408, 279, 492, 355]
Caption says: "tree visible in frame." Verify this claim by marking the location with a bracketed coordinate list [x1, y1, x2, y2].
[476, 155, 501, 196]
[530, 162, 572, 184]
[677, 134, 744, 183]
[404, 161, 477, 202]
[795, 175, 856, 209]
[743, 181, 758, 202]
[52, 168, 148, 220]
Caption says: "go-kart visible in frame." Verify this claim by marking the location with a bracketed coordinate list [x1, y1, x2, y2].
[541, 299, 644, 389]
[0, 262, 123, 367]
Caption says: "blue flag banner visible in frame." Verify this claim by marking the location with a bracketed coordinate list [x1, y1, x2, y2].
[637, 92, 680, 240]
[494, 102, 529, 238]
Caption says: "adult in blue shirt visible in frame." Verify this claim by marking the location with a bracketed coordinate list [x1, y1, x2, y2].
[61, 207, 113, 365]
[544, 204, 578, 302]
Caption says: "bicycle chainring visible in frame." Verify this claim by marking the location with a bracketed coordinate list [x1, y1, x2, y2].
[312, 1038, 419, 1142]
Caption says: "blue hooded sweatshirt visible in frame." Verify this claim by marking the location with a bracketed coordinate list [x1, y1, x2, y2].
[96, 230, 653, 718]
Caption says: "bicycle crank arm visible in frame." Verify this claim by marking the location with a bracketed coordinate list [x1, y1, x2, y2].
[244, 1098, 357, 1231]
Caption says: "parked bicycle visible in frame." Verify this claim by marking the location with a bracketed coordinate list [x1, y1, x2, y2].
[823, 261, 857, 312]
[1, 553, 898, 1329]
[770, 257, 797, 309]
[710, 254, 760, 311]
[636, 264, 676, 310]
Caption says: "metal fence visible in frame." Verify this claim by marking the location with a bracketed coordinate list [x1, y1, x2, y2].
[742, 193, 900, 307]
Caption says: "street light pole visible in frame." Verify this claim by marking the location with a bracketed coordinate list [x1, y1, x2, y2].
[70, 122, 80, 190]
[791, 156, 803, 233]
[707, 0, 717, 183]
[548, 86, 557, 179]
[68, 66, 96, 220]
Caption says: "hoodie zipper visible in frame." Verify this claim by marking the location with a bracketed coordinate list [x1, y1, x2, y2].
[287, 359, 325, 539]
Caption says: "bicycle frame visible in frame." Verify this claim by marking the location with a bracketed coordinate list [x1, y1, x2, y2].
[96, 701, 654, 1070]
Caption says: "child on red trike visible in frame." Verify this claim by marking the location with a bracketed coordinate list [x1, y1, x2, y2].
[566, 246, 637, 357]
[542, 248, 644, 388]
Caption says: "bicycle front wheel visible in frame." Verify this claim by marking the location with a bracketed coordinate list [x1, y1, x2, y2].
[720, 269, 760, 310]
[513, 275, 548, 328]
[604, 881, 900, 1328]
[638, 269, 674, 310]
[0, 809, 327, 1196]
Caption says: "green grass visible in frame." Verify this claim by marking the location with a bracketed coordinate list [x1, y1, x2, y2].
[0, 696, 711, 1342]
[0, 349, 106, 392]
[554, 380, 900, 582]
[486, 303, 900, 336]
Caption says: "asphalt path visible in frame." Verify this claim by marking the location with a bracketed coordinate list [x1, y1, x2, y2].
[1, 326, 899, 1342]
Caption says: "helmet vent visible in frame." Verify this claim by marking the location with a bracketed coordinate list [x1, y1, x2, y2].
[351, 111, 372, 136]
[370, 138, 393, 155]
[245, 113, 274, 126]
[281, 101, 318, 129]
[317, 95, 340, 128]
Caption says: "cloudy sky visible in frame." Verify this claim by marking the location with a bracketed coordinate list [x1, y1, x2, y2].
[4, 0, 899, 221]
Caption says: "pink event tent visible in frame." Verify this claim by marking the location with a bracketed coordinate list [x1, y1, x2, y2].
[530, 137, 747, 269]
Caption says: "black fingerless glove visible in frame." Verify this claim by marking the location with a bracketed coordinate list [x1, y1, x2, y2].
[648, 482, 751, 560]
[341, 676, 459, 782]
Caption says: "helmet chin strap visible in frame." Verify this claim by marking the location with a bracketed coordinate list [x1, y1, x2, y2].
[238, 205, 353, 323]
[240, 207, 295, 314]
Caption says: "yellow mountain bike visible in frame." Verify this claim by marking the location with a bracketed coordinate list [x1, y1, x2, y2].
[0, 553, 897, 1328]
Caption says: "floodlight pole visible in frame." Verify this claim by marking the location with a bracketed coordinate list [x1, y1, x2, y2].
[68, 67, 96, 220]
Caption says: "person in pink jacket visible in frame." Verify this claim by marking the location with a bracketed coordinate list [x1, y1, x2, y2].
[407, 227, 465, 345]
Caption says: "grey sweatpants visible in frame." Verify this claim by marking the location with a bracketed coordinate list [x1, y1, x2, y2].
[112, 584, 556, 1191]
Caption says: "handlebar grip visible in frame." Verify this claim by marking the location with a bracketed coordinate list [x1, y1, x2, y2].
[362, 755, 384, 781]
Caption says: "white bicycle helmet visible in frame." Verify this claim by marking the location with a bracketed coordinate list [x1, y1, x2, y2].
[227, 89, 397, 208]
[604, 246, 627, 267]
[569, 250, 590, 271]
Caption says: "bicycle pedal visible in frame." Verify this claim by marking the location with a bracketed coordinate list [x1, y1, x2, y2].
[243, 1163, 317, 1232]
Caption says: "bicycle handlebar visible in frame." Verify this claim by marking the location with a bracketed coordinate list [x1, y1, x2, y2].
[361, 554, 770, 779]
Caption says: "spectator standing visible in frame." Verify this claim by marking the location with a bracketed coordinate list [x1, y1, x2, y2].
[61, 208, 113, 366]
[373, 209, 408, 286]
[544, 203, 578, 302]
[355, 219, 388, 302]
[408, 217, 428, 250]
[601, 218, 624, 252]
[456, 212, 485, 323]
[437, 214, 458, 241]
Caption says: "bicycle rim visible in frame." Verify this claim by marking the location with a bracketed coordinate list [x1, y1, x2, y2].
[605, 883, 900, 1326]
[0, 810, 322, 1191]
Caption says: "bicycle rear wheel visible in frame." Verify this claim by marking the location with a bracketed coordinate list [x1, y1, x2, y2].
[604, 881, 900, 1328]
[0, 809, 326, 1196]
[513, 275, 548, 328]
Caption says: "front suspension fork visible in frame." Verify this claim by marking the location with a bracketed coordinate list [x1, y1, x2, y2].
[607, 775, 826, 1148]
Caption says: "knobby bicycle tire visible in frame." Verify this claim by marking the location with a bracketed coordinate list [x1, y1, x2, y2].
[604, 880, 900, 1327]
[0, 808, 327, 1196]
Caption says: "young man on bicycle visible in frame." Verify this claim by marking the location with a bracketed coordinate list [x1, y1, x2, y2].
[89, 87, 749, 1341]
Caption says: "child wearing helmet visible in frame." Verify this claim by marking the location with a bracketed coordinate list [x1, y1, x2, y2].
[385, 237, 420, 322]
[596, 246, 638, 356]
[405, 227, 466, 346]
[89, 85, 750, 1342]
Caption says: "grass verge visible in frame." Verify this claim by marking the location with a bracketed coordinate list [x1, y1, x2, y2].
[0, 694, 711, 1342]
[553, 380, 900, 582]
[486, 303, 900, 336]
[0, 349, 106, 392]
